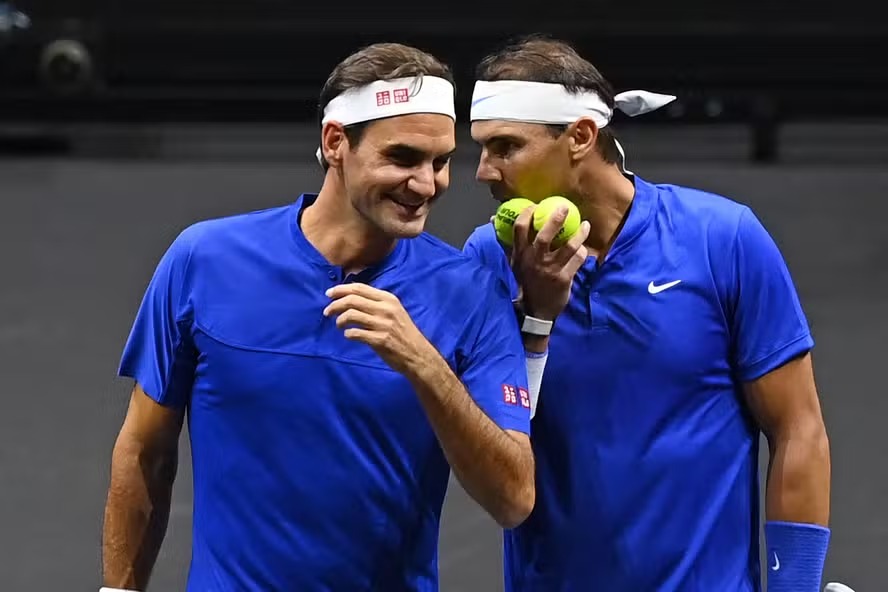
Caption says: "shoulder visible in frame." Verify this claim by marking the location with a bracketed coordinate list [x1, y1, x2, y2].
[406, 232, 511, 298]
[654, 179, 749, 232]
[644, 177, 759, 255]
[171, 203, 294, 260]
[465, 222, 498, 247]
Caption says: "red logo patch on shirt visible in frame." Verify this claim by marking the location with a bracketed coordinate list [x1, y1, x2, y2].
[376, 90, 391, 106]
[502, 384, 518, 405]
[393, 88, 409, 103]
[518, 387, 530, 408]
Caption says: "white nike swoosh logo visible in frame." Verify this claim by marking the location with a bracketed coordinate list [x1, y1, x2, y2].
[647, 280, 682, 294]
[771, 552, 780, 571]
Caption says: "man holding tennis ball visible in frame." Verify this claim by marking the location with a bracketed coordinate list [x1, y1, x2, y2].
[464, 35, 832, 592]
[493, 196, 582, 249]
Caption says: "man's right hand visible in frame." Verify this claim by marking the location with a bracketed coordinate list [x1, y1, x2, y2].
[508, 204, 590, 321]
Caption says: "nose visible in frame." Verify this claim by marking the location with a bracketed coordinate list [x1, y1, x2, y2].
[407, 163, 439, 200]
[475, 154, 502, 184]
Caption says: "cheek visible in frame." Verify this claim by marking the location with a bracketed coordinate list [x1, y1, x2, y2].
[372, 164, 415, 190]
[348, 163, 405, 194]
[435, 166, 451, 191]
[509, 155, 555, 192]
[506, 147, 543, 174]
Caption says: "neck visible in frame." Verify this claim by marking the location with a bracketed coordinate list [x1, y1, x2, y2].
[572, 164, 636, 259]
[301, 177, 396, 273]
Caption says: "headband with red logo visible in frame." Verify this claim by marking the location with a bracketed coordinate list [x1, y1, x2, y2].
[317, 75, 455, 165]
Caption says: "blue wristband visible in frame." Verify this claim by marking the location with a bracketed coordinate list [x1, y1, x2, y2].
[765, 521, 830, 592]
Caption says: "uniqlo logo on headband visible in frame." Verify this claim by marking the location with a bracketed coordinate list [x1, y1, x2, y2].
[502, 384, 518, 405]
[376, 91, 391, 106]
[518, 387, 530, 409]
[393, 88, 409, 103]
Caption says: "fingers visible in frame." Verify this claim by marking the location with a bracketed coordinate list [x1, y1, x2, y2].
[562, 243, 590, 277]
[574, 220, 592, 246]
[323, 293, 386, 318]
[342, 327, 380, 345]
[332, 308, 378, 331]
[326, 282, 390, 302]
[532, 206, 568, 254]
[554, 220, 591, 269]
[512, 205, 536, 257]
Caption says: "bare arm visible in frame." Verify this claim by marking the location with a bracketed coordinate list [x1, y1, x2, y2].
[102, 384, 185, 590]
[743, 353, 830, 525]
[324, 283, 535, 528]
[403, 344, 534, 529]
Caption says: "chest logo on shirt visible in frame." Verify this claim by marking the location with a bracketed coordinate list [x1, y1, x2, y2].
[647, 279, 682, 294]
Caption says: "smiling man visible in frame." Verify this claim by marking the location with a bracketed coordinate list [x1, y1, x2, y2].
[101, 42, 535, 592]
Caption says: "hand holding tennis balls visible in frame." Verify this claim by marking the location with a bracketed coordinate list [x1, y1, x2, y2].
[494, 198, 535, 247]
[494, 196, 582, 248]
[532, 196, 582, 248]
[493, 195, 590, 322]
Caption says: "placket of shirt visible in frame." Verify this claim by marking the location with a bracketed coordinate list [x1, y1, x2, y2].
[583, 258, 610, 330]
[317, 267, 371, 354]
[326, 266, 376, 285]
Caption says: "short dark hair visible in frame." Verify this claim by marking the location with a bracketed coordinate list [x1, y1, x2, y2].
[317, 43, 455, 169]
[475, 34, 621, 164]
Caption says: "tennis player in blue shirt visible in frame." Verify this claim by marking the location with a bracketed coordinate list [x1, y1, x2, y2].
[100, 42, 535, 592]
[464, 35, 832, 592]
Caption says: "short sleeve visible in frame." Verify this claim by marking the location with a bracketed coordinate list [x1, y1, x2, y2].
[728, 208, 814, 381]
[118, 228, 199, 407]
[457, 271, 531, 434]
[462, 224, 519, 301]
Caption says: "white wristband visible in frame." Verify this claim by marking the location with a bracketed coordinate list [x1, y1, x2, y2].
[521, 315, 553, 337]
[525, 350, 548, 419]
[100, 587, 139, 591]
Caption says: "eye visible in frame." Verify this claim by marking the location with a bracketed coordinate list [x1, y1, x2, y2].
[488, 138, 518, 158]
[432, 155, 451, 171]
[388, 150, 422, 168]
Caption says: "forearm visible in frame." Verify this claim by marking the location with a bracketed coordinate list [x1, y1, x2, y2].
[102, 439, 177, 590]
[405, 346, 534, 528]
[766, 425, 831, 526]
[522, 334, 549, 354]
[763, 427, 831, 591]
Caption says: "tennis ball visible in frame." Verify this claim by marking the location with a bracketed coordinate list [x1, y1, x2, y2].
[533, 196, 581, 248]
[493, 197, 535, 247]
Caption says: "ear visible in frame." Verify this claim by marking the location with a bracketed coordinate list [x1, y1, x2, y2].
[321, 121, 348, 168]
[567, 117, 600, 161]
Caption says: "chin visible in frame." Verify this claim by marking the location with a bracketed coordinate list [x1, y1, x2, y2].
[387, 218, 427, 239]
[379, 206, 430, 239]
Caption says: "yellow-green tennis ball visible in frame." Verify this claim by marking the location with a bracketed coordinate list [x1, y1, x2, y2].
[533, 196, 581, 248]
[494, 198, 535, 247]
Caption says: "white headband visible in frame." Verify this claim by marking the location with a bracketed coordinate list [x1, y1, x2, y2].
[469, 80, 676, 127]
[317, 75, 455, 165]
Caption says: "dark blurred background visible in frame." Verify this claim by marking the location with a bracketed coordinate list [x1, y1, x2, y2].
[1, 2, 885, 591]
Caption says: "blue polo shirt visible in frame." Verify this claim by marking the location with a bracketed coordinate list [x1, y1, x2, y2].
[463, 176, 813, 591]
[119, 194, 531, 591]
